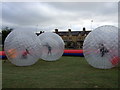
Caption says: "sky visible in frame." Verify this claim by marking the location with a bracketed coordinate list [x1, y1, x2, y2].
[1, 2, 118, 32]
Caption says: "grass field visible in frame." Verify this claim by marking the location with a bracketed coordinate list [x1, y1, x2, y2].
[0, 61, 2, 89]
[2, 56, 119, 88]
[0, 47, 2, 51]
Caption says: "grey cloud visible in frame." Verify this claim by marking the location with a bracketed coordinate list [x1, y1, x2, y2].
[1, 2, 118, 31]
[2, 3, 53, 25]
[47, 2, 117, 15]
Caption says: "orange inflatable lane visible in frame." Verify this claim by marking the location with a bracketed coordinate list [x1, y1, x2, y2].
[6, 49, 17, 59]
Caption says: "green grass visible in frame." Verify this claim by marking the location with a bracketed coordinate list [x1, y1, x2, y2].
[2, 56, 119, 88]
[0, 48, 2, 51]
[0, 61, 2, 89]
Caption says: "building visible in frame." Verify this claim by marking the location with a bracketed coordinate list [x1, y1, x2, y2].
[36, 27, 91, 49]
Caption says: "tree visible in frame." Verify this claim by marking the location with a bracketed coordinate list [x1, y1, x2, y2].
[2, 27, 13, 50]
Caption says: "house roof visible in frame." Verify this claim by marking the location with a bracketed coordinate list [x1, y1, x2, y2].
[36, 30, 91, 36]
[54, 31, 91, 36]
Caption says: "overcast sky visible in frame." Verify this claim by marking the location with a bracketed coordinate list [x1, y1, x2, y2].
[1, 2, 118, 32]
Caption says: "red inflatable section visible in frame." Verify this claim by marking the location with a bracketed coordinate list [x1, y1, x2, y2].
[111, 57, 120, 66]
[0, 51, 6, 56]
[1, 50, 83, 55]
[0, 50, 84, 58]
[64, 50, 83, 53]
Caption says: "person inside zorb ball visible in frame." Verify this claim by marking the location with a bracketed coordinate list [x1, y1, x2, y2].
[38, 32, 65, 61]
[83, 25, 119, 69]
[4, 30, 42, 66]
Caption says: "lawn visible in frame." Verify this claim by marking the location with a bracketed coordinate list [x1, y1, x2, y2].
[2, 56, 119, 88]
[0, 61, 2, 89]
[0, 47, 2, 51]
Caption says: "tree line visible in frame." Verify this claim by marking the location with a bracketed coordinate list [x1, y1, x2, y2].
[1, 27, 13, 50]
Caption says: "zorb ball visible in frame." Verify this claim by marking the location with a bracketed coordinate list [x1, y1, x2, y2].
[83, 25, 119, 69]
[4, 30, 42, 66]
[38, 32, 65, 61]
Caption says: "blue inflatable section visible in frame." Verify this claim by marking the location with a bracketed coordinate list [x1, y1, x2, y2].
[0, 55, 7, 59]
[63, 53, 84, 56]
